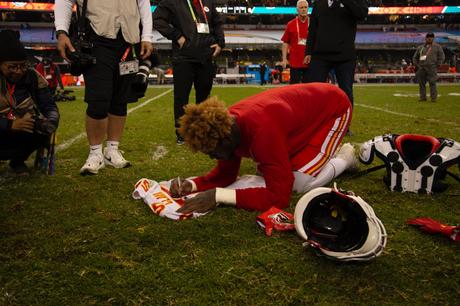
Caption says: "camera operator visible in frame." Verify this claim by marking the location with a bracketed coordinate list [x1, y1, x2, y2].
[54, 0, 154, 175]
[153, 0, 225, 145]
[0, 30, 59, 176]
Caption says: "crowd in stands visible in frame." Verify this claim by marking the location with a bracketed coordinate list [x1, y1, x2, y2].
[11, 0, 460, 6]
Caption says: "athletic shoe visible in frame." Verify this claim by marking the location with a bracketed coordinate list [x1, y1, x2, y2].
[176, 136, 185, 145]
[336, 143, 359, 173]
[80, 152, 105, 175]
[103, 148, 131, 168]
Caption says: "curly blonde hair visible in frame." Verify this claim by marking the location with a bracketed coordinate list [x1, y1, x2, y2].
[178, 97, 233, 153]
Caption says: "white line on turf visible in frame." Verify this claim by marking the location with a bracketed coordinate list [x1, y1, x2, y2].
[355, 103, 459, 127]
[56, 89, 173, 152]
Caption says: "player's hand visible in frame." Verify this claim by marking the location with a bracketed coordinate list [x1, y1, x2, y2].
[303, 55, 311, 65]
[177, 36, 186, 49]
[140, 41, 154, 60]
[57, 33, 75, 62]
[170, 177, 193, 198]
[11, 112, 35, 133]
[176, 189, 217, 214]
[211, 44, 221, 57]
[281, 59, 288, 69]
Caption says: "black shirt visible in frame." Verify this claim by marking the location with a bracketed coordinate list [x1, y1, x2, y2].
[306, 0, 368, 62]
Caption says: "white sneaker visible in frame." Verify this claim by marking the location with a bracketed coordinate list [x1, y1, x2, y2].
[80, 152, 105, 175]
[104, 148, 131, 168]
[335, 143, 359, 173]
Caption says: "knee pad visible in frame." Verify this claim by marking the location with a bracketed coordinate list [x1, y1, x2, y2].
[86, 102, 109, 120]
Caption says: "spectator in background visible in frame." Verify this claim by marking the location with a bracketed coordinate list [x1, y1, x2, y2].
[153, 0, 225, 145]
[55, 0, 154, 175]
[260, 61, 267, 85]
[304, 0, 368, 135]
[0, 30, 59, 175]
[35, 57, 64, 96]
[412, 32, 445, 102]
[281, 0, 309, 84]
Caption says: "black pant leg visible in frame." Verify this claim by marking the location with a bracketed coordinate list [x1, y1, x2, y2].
[334, 59, 356, 106]
[301, 68, 309, 83]
[0, 132, 48, 163]
[290, 68, 301, 84]
[307, 58, 331, 83]
[194, 60, 214, 104]
[172, 61, 195, 132]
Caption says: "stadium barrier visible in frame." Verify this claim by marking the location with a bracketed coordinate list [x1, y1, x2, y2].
[355, 73, 460, 83]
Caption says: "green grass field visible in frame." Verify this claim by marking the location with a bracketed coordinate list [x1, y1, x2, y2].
[1, 84, 459, 305]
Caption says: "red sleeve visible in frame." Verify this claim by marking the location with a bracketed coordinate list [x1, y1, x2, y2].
[193, 157, 241, 191]
[235, 129, 294, 211]
[281, 22, 291, 43]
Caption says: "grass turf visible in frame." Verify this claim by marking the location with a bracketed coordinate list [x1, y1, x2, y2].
[1, 84, 459, 305]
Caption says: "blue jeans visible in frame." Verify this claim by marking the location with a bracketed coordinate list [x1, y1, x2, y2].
[307, 58, 356, 106]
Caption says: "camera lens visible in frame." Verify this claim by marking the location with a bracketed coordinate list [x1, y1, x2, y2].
[132, 59, 152, 93]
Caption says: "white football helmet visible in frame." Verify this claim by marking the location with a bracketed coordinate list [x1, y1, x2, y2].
[294, 184, 387, 262]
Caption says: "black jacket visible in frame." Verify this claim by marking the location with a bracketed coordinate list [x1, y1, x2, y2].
[153, 0, 225, 63]
[306, 0, 368, 62]
[0, 69, 59, 132]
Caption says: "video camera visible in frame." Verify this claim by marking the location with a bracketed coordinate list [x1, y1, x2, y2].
[67, 39, 96, 76]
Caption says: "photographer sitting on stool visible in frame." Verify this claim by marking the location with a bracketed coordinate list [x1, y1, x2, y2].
[54, 0, 153, 175]
[0, 30, 59, 176]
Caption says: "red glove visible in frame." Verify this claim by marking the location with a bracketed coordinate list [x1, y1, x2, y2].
[406, 217, 460, 242]
[256, 207, 295, 237]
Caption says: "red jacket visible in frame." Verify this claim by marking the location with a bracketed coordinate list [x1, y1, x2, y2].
[193, 83, 351, 211]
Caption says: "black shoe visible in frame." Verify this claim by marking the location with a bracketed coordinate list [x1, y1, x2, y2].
[9, 160, 30, 176]
[346, 129, 353, 137]
[176, 136, 185, 145]
[419, 98, 427, 102]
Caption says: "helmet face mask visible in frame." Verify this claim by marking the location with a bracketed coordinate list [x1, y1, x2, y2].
[294, 186, 387, 262]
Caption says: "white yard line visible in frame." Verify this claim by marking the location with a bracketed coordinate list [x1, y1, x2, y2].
[56, 89, 173, 152]
[355, 103, 460, 127]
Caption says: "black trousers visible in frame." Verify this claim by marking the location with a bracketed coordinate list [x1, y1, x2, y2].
[307, 58, 356, 106]
[83, 32, 135, 119]
[290, 67, 309, 84]
[0, 131, 49, 163]
[172, 60, 214, 136]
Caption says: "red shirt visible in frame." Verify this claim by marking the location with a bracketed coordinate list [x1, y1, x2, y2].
[281, 17, 309, 68]
[193, 83, 351, 211]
